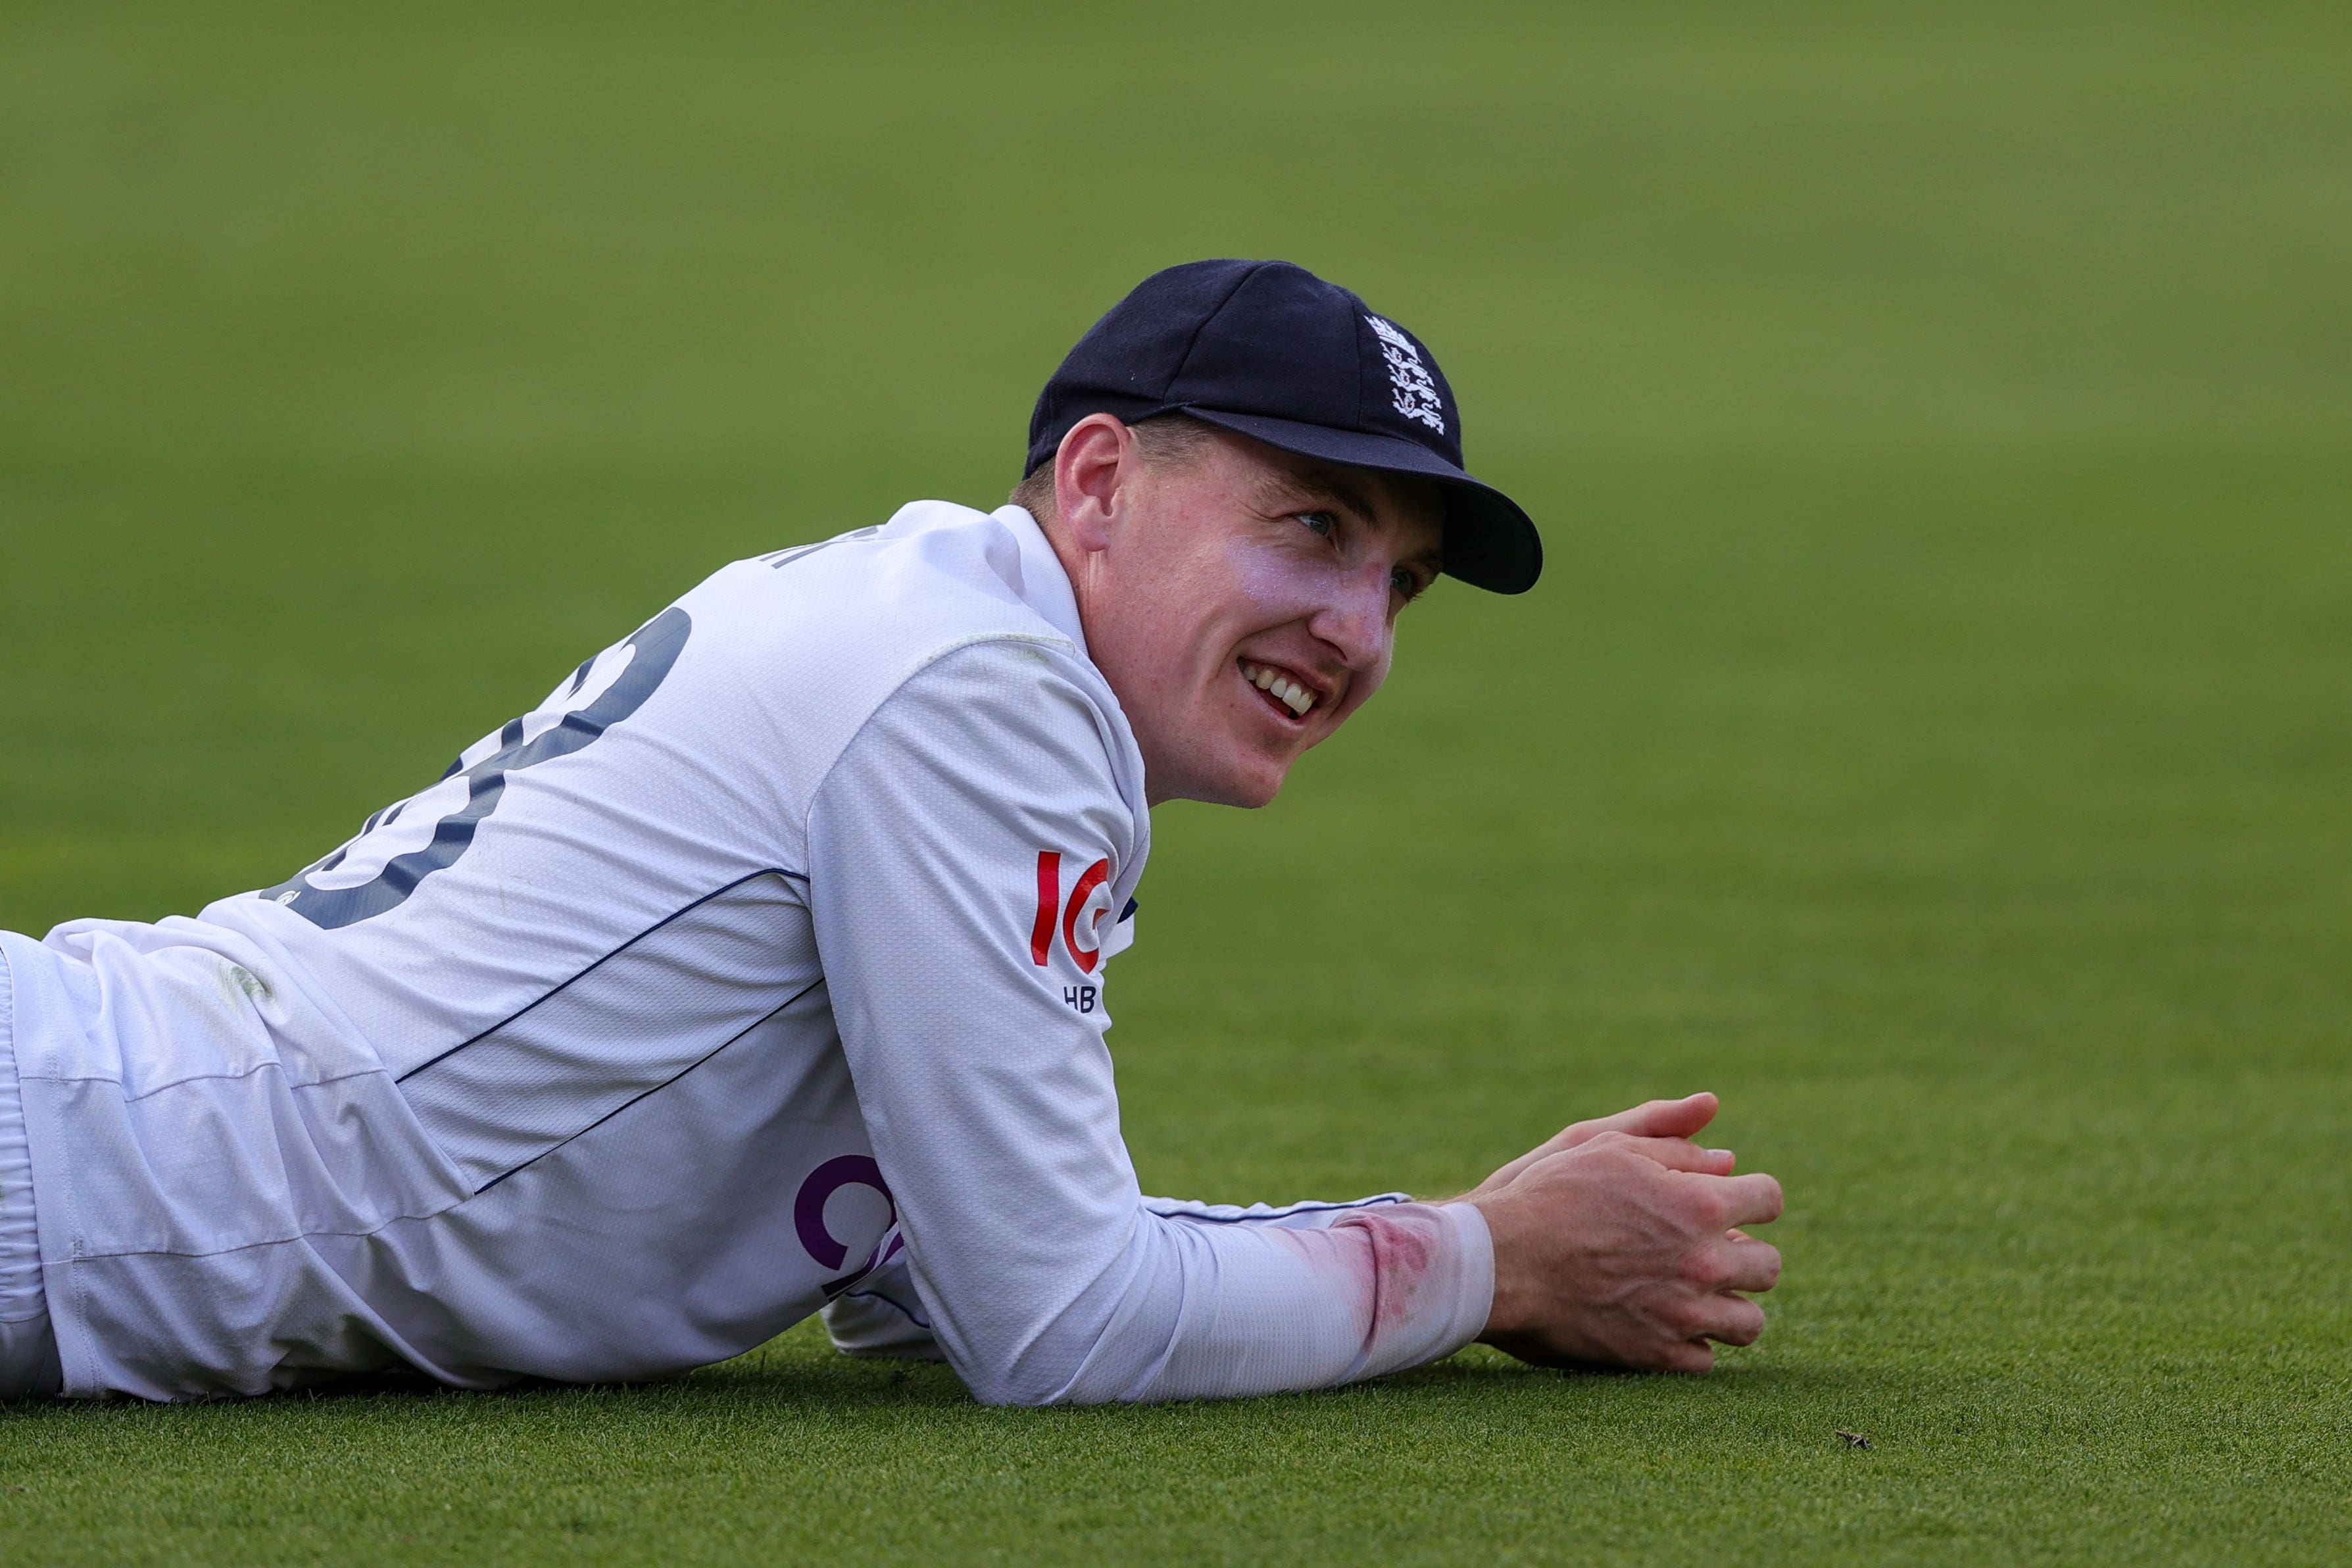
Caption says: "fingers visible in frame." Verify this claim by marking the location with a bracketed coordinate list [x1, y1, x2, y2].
[1713, 1171, 1785, 1229]
[1687, 1291, 1768, 1348]
[1475, 1093, 1728, 1197]
[1597, 1135, 1736, 1175]
[1704, 1235, 1782, 1296]
[1561, 1092, 1718, 1150]
[1664, 1249, 1773, 1346]
[1647, 1339, 1717, 1375]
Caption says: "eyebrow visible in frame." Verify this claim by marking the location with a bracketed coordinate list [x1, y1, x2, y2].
[1295, 469, 1379, 523]
[1267, 466, 1445, 569]
[1267, 466, 1384, 530]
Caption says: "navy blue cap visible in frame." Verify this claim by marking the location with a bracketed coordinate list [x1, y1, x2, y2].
[1026, 259, 1542, 594]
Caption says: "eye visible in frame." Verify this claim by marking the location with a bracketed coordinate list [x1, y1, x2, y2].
[1390, 565, 1429, 602]
[1296, 510, 1336, 539]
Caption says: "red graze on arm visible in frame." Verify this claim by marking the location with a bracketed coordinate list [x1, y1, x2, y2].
[1335, 1210, 1438, 1334]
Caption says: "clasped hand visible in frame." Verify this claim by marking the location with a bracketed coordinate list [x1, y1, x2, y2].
[1464, 1092, 1784, 1373]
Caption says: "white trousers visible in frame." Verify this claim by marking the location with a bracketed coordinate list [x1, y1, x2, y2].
[0, 945, 62, 1398]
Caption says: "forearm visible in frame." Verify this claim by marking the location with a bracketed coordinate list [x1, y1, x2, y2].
[827, 1192, 1498, 1395]
[925, 1198, 1493, 1406]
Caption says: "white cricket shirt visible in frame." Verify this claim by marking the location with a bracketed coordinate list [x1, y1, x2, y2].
[1, 501, 1492, 1402]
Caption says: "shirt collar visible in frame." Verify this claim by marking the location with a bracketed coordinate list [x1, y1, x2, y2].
[994, 504, 1089, 660]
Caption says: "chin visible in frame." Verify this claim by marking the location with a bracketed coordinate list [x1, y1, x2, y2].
[1155, 751, 1289, 809]
[1146, 712, 1302, 806]
[1220, 778, 1284, 810]
[1189, 758, 1290, 809]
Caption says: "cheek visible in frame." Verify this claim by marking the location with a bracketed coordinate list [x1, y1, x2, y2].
[1131, 566, 1288, 690]
[1336, 653, 1392, 722]
[1211, 541, 1340, 630]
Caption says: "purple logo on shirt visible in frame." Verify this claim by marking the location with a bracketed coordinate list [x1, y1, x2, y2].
[795, 1154, 896, 1294]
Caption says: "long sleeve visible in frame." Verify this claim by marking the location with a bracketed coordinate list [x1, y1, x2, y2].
[804, 640, 1492, 1406]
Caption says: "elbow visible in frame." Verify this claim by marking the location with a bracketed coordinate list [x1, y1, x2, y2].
[959, 1360, 1106, 1408]
[950, 1321, 1143, 1408]
[968, 1381, 1062, 1409]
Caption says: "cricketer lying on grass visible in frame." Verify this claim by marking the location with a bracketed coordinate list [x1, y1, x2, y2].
[0, 260, 1783, 1402]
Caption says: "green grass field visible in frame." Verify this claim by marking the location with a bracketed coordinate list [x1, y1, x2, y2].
[3, 1, 2349, 1561]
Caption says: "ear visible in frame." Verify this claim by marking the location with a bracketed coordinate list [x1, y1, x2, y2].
[1052, 414, 1138, 556]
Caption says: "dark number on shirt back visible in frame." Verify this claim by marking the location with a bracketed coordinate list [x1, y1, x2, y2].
[262, 608, 692, 930]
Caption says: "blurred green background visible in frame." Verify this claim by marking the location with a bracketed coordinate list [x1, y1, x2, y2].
[1, 2, 2347, 1563]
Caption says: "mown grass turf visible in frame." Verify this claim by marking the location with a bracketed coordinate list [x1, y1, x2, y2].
[2, 1, 2348, 1563]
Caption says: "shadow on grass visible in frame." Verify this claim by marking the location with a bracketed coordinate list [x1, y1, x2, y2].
[0, 1345, 973, 1425]
[0, 1335, 1878, 1431]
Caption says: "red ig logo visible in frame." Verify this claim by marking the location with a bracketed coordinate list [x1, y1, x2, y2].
[1030, 850, 1113, 973]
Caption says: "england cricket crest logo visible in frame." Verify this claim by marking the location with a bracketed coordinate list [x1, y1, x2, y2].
[1366, 314, 1446, 435]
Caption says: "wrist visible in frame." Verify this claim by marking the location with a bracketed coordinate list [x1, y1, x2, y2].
[1461, 1194, 1526, 1337]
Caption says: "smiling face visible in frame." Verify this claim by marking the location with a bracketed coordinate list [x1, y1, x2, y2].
[1033, 414, 1447, 808]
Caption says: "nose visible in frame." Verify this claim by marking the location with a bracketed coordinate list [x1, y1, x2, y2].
[1306, 562, 1395, 674]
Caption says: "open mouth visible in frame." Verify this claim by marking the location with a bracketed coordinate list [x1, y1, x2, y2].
[1238, 658, 1320, 722]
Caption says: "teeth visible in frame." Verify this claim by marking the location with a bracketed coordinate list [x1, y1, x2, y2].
[1241, 661, 1316, 716]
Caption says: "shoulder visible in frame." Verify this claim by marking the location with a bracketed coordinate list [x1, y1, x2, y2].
[683, 501, 1079, 684]
[639, 501, 1142, 845]
[627, 500, 1125, 806]
[850, 635, 1140, 810]
[809, 637, 1150, 965]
